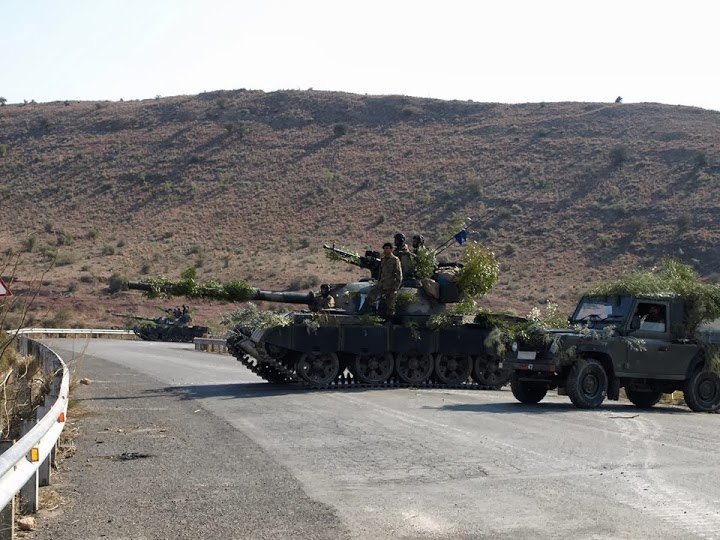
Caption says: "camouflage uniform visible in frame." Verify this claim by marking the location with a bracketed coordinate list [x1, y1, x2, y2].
[310, 285, 335, 311]
[393, 244, 413, 278]
[366, 252, 402, 316]
[310, 293, 335, 311]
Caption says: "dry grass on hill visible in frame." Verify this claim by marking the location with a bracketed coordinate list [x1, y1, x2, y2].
[1, 90, 719, 331]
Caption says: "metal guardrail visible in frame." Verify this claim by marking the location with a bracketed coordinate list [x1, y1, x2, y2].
[194, 337, 228, 353]
[0, 337, 69, 538]
[14, 328, 136, 339]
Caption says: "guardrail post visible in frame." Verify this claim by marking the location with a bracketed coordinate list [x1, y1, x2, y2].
[17, 336, 27, 357]
[35, 404, 52, 487]
[18, 421, 38, 515]
[0, 440, 15, 540]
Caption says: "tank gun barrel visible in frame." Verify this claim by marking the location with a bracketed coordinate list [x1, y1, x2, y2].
[127, 280, 315, 306]
[110, 312, 156, 322]
[127, 282, 153, 292]
[253, 290, 314, 304]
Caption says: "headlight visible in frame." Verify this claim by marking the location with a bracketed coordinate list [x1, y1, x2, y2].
[511, 342, 518, 353]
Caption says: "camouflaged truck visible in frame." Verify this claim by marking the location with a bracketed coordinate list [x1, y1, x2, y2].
[501, 294, 720, 412]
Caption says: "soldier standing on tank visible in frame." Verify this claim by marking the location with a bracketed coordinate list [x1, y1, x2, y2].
[393, 232, 413, 278]
[412, 234, 425, 253]
[365, 242, 402, 318]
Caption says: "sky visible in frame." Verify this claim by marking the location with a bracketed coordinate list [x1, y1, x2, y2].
[2, 0, 719, 111]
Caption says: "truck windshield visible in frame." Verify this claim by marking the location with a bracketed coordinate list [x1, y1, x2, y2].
[570, 296, 634, 326]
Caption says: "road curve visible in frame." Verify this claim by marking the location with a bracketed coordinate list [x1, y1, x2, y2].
[36, 339, 720, 540]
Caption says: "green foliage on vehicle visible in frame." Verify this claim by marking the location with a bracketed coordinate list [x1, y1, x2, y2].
[455, 242, 500, 298]
[411, 246, 436, 280]
[144, 272, 256, 302]
[585, 258, 720, 333]
[223, 303, 292, 329]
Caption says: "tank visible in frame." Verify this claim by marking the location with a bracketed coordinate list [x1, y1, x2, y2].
[112, 307, 209, 343]
[225, 281, 518, 389]
[126, 266, 517, 389]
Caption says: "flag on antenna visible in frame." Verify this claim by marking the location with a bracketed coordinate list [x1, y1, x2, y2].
[454, 230, 468, 245]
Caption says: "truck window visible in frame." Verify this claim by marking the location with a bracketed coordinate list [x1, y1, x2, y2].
[636, 303, 666, 332]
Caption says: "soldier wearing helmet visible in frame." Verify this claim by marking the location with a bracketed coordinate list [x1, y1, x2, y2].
[412, 234, 425, 254]
[310, 283, 335, 311]
[393, 232, 412, 278]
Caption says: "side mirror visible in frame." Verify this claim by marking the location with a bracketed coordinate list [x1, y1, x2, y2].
[630, 315, 641, 331]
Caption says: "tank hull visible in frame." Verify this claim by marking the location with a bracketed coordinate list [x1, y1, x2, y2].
[133, 324, 209, 342]
[226, 313, 512, 389]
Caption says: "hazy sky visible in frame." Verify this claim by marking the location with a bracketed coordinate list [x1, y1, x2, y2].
[2, 0, 719, 110]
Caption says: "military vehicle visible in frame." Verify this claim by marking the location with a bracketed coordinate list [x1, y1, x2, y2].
[502, 293, 720, 412]
[125, 240, 517, 389]
[113, 307, 209, 343]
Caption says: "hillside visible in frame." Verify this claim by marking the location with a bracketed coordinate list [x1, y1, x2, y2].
[0, 90, 719, 331]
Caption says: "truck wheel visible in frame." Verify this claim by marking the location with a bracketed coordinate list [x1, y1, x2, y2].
[510, 375, 547, 404]
[567, 359, 607, 409]
[684, 370, 720, 412]
[625, 388, 663, 409]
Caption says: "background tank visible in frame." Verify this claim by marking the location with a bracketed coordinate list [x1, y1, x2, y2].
[112, 306, 209, 343]
[126, 269, 517, 389]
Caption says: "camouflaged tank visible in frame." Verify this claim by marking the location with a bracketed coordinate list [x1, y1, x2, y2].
[112, 305, 209, 343]
[222, 280, 518, 389]
[126, 240, 514, 389]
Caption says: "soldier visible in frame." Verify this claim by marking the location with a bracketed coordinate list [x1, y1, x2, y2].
[310, 284, 335, 311]
[365, 242, 402, 318]
[411, 234, 425, 253]
[393, 232, 413, 278]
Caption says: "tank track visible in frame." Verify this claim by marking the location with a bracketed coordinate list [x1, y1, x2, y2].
[227, 337, 508, 391]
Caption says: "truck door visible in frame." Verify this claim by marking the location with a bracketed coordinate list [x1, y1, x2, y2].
[627, 302, 693, 379]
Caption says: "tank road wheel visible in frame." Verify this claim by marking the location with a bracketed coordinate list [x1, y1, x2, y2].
[625, 388, 663, 409]
[684, 370, 720, 412]
[510, 374, 548, 404]
[395, 352, 434, 385]
[567, 359, 608, 409]
[352, 354, 395, 385]
[472, 356, 512, 388]
[297, 353, 340, 387]
[434, 355, 472, 385]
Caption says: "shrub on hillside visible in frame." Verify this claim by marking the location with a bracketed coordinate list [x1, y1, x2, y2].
[676, 212, 692, 232]
[333, 123, 348, 137]
[693, 151, 708, 169]
[107, 273, 127, 294]
[610, 145, 628, 167]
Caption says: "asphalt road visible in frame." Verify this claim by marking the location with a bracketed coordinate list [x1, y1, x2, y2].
[33, 339, 720, 540]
